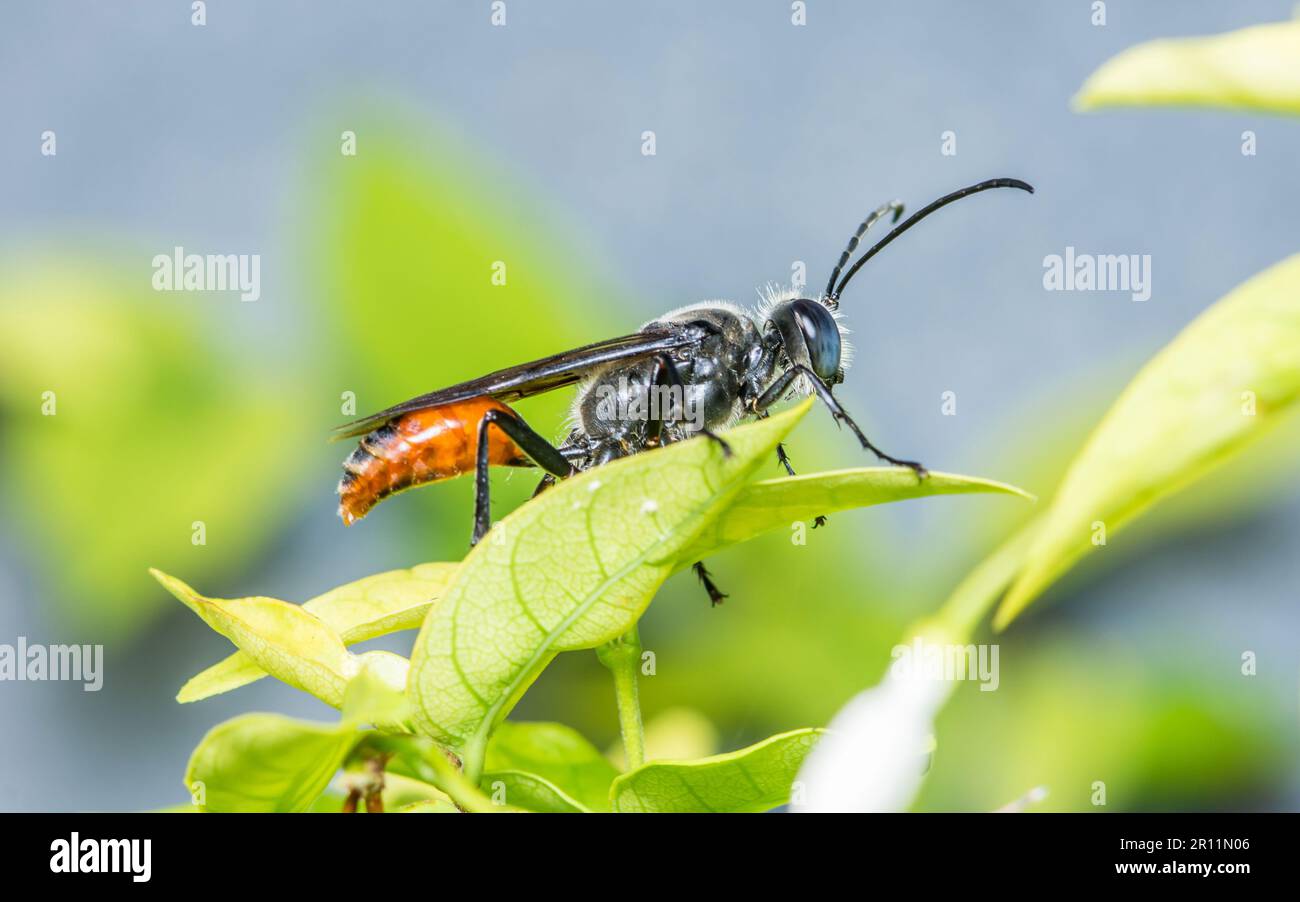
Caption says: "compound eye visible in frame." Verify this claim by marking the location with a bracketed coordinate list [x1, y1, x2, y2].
[791, 298, 841, 381]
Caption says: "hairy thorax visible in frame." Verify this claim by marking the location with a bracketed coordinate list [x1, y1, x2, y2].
[566, 304, 770, 466]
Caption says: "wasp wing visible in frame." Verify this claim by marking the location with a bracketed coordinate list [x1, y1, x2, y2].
[331, 325, 695, 440]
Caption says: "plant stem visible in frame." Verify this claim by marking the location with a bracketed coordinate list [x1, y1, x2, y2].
[365, 735, 501, 813]
[597, 625, 646, 770]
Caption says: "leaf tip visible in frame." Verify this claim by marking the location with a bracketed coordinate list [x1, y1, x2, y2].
[149, 568, 209, 618]
[971, 477, 1038, 503]
[175, 681, 205, 704]
[150, 567, 190, 598]
[1070, 89, 1097, 113]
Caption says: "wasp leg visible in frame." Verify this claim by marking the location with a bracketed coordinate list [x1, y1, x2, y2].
[776, 441, 828, 527]
[758, 412, 827, 528]
[473, 409, 574, 547]
[530, 443, 589, 498]
[756, 411, 798, 477]
[756, 366, 927, 479]
[648, 354, 732, 457]
[692, 561, 728, 606]
[775, 441, 797, 476]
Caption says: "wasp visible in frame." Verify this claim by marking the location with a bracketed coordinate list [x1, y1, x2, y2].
[334, 178, 1033, 602]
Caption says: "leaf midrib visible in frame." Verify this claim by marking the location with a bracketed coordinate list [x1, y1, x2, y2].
[460, 460, 751, 750]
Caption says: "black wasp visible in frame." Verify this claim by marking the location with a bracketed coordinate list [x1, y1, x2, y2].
[334, 177, 1033, 603]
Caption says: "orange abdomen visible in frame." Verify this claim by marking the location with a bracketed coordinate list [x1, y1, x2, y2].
[337, 397, 530, 525]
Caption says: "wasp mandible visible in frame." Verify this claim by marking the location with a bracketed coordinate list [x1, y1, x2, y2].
[334, 177, 1034, 602]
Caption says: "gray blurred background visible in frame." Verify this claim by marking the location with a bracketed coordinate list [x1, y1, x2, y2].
[2, 1, 1298, 811]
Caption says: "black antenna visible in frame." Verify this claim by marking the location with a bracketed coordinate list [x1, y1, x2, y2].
[823, 200, 904, 306]
[829, 177, 1034, 303]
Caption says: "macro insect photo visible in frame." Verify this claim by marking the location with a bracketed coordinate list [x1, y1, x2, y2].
[2, 1, 1300, 873]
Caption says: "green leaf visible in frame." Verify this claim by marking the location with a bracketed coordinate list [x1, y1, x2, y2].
[408, 400, 814, 764]
[679, 468, 1032, 565]
[1075, 18, 1300, 116]
[179, 657, 267, 705]
[484, 721, 619, 812]
[182, 466, 1021, 707]
[153, 569, 356, 707]
[304, 562, 459, 641]
[480, 771, 589, 813]
[996, 255, 1300, 628]
[184, 658, 415, 814]
[178, 562, 457, 703]
[185, 713, 363, 813]
[342, 652, 413, 731]
[610, 728, 825, 813]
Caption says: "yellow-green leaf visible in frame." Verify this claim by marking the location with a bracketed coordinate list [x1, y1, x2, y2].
[996, 255, 1300, 628]
[178, 562, 456, 703]
[342, 652, 413, 731]
[188, 467, 1023, 705]
[679, 468, 1031, 565]
[153, 569, 355, 707]
[485, 721, 619, 812]
[610, 728, 824, 813]
[480, 770, 589, 813]
[185, 713, 363, 813]
[1075, 18, 1300, 116]
[408, 401, 814, 765]
[307, 562, 459, 640]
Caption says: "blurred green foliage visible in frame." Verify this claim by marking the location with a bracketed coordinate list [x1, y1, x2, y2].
[0, 260, 310, 639]
[997, 255, 1300, 627]
[918, 640, 1293, 811]
[1075, 16, 1300, 116]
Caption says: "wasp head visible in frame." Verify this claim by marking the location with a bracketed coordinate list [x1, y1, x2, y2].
[759, 287, 850, 387]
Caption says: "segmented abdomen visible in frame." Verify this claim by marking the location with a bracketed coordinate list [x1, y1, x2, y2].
[337, 397, 529, 525]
